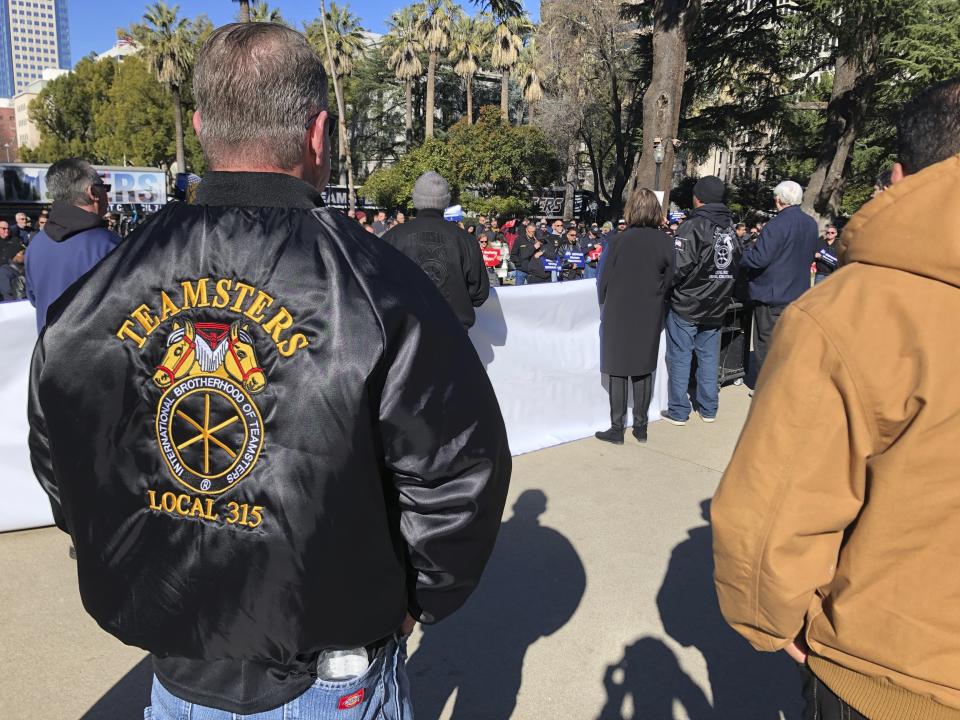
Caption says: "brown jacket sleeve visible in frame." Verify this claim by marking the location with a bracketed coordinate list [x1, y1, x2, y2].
[712, 305, 877, 651]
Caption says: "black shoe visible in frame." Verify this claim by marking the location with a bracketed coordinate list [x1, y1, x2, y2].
[660, 411, 687, 426]
[68, 545, 76, 560]
[632, 425, 648, 443]
[595, 427, 625, 444]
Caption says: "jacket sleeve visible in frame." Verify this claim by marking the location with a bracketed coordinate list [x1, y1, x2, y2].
[672, 223, 699, 287]
[597, 239, 617, 305]
[378, 289, 511, 624]
[27, 334, 69, 533]
[712, 306, 875, 651]
[463, 234, 490, 308]
[741, 220, 779, 270]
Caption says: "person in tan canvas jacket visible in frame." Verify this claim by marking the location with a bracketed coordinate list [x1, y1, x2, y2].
[712, 77, 960, 720]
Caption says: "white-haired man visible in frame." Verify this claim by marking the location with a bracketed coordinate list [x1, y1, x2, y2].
[740, 180, 818, 376]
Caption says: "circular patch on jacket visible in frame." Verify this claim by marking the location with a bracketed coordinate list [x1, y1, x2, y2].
[156, 376, 263, 494]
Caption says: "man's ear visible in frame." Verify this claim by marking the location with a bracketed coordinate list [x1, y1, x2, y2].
[891, 162, 906, 184]
[307, 110, 330, 169]
[192, 110, 202, 138]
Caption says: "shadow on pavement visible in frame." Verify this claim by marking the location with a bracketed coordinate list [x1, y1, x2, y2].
[407, 489, 586, 720]
[597, 636, 713, 719]
[657, 499, 802, 719]
[80, 655, 151, 719]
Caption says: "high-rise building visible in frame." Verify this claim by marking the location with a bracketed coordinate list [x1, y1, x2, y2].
[0, 0, 70, 98]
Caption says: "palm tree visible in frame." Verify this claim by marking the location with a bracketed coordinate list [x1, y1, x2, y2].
[249, 2, 285, 23]
[306, 1, 366, 206]
[449, 15, 489, 125]
[233, 0, 251, 23]
[517, 39, 543, 124]
[383, 8, 424, 145]
[129, 2, 195, 174]
[490, 15, 531, 122]
[415, 0, 458, 138]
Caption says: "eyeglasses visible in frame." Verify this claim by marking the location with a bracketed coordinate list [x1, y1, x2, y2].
[305, 110, 338, 138]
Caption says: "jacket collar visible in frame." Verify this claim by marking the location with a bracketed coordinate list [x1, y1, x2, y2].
[415, 208, 444, 219]
[44, 201, 106, 243]
[195, 171, 326, 210]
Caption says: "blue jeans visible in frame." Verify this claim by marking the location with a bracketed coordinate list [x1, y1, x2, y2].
[814, 273, 828, 285]
[584, 264, 598, 279]
[665, 310, 720, 420]
[512, 269, 527, 286]
[145, 636, 413, 720]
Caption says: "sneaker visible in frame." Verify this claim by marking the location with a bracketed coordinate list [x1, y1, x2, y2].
[699, 413, 716, 423]
[660, 411, 686, 426]
[595, 427, 625, 445]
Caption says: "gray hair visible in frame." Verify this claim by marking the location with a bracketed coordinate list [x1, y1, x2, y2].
[46, 158, 100, 205]
[773, 180, 804, 207]
[193, 23, 328, 170]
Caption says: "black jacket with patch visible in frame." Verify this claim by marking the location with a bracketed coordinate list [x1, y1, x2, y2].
[27, 172, 511, 714]
[381, 208, 489, 328]
[669, 203, 742, 326]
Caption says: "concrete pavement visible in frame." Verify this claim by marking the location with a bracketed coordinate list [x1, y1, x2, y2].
[0, 385, 802, 719]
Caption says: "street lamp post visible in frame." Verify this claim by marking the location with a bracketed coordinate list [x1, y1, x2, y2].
[3, 143, 9, 163]
[653, 139, 665, 192]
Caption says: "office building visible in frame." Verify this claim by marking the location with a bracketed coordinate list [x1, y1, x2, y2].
[0, 0, 71, 98]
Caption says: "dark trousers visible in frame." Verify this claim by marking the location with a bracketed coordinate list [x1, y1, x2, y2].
[608, 374, 653, 430]
[752, 303, 786, 377]
[802, 666, 868, 720]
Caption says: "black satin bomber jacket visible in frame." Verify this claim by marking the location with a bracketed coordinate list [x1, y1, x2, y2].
[27, 172, 512, 713]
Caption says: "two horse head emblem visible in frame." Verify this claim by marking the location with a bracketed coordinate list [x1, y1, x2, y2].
[153, 320, 266, 394]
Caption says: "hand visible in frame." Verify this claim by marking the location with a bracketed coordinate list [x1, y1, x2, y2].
[815, 253, 821, 259]
[400, 613, 417, 636]
[784, 637, 809, 664]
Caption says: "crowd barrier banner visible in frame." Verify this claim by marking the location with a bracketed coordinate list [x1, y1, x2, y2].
[0, 301, 51, 532]
[0, 280, 667, 532]
[469, 280, 667, 457]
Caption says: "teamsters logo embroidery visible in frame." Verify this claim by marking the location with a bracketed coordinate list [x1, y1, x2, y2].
[154, 320, 265, 495]
[113, 278, 311, 527]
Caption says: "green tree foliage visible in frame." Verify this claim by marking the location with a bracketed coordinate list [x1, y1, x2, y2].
[20, 56, 116, 163]
[361, 105, 560, 209]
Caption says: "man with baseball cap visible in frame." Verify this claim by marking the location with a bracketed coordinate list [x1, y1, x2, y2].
[662, 176, 741, 425]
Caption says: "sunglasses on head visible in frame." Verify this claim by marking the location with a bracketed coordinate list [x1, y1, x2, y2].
[305, 110, 338, 138]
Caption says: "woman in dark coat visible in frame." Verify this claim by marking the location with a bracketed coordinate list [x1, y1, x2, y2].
[596, 188, 675, 444]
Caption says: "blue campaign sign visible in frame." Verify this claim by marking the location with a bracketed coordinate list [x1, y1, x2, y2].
[543, 258, 562, 272]
[444, 204, 463, 222]
[668, 211, 686, 223]
[564, 251, 586, 268]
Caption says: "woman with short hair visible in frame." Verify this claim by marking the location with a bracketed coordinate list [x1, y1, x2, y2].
[595, 188, 675, 444]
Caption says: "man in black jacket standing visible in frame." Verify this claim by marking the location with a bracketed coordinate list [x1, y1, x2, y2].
[663, 176, 741, 425]
[28, 22, 510, 720]
[382, 171, 489, 329]
[741, 180, 819, 376]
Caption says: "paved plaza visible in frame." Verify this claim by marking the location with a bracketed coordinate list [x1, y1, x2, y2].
[0, 385, 802, 719]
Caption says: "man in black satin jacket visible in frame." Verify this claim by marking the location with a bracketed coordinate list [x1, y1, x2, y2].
[27, 22, 511, 719]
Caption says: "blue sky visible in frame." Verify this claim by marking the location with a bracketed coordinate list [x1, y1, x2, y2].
[67, 0, 540, 65]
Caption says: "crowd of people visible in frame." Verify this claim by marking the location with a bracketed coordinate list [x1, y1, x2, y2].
[9, 17, 960, 720]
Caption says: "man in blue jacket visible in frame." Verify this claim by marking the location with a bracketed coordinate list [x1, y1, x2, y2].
[741, 180, 818, 376]
[24, 158, 121, 332]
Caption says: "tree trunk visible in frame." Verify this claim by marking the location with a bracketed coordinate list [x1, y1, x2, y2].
[426, 51, 437, 138]
[500, 68, 510, 121]
[801, 49, 877, 227]
[563, 139, 578, 222]
[466, 74, 473, 125]
[319, 0, 355, 209]
[405, 80, 414, 146]
[239, 0, 250, 23]
[626, 0, 701, 211]
[172, 86, 185, 174]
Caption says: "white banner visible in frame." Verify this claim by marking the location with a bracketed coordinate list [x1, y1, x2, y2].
[0, 280, 667, 532]
[470, 280, 666, 457]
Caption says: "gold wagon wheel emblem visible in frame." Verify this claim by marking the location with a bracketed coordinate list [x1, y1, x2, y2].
[174, 391, 242, 475]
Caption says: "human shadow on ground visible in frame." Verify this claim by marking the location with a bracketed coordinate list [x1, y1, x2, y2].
[406, 489, 586, 720]
[468, 288, 508, 370]
[80, 655, 152, 719]
[597, 636, 713, 720]
[657, 499, 802, 718]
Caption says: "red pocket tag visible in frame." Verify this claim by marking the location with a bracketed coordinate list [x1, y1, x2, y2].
[338, 688, 365, 710]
